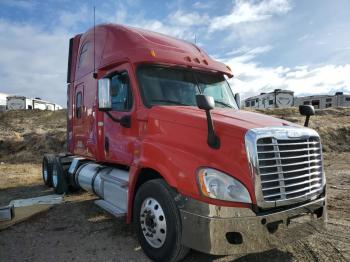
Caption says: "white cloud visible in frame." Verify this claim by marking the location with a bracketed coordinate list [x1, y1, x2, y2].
[0, 20, 69, 106]
[209, 0, 291, 32]
[193, 1, 212, 9]
[59, 6, 89, 29]
[224, 53, 350, 99]
[124, 10, 208, 41]
[228, 45, 273, 62]
[1, 0, 36, 10]
[168, 10, 208, 27]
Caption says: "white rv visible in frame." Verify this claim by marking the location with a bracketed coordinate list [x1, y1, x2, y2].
[244, 89, 294, 109]
[294, 92, 350, 109]
[0, 92, 9, 112]
[6, 96, 62, 111]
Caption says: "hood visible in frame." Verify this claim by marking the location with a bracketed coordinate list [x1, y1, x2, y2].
[148, 106, 298, 137]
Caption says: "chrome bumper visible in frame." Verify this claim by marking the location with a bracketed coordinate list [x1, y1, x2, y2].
[179, 197, 326, 255]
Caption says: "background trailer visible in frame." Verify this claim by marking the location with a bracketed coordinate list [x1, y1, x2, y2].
[6, 96, 62, 111]
[294, 92, 350, 109]
[244, 89, 294, 109]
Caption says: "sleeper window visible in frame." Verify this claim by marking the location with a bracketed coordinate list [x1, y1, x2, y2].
[78, 42, 89, 68]
[76, 92, 82, 118]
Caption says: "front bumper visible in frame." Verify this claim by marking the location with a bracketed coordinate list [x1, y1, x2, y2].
[179, 197, 326, 255]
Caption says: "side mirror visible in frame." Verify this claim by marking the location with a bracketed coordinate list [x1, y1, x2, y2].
[234, 93, 240, 109]
[299, 105, 315, 127]
[196, 94, 220, 149]
[196, 94, 215, 111]
[98, 78, 112, 111]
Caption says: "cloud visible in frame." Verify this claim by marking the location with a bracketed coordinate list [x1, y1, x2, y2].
[123, 9, 208, 41]
[0, 0, 36, 10]
[0, 20, 69, 106]
[58, 6, 89, 29]
[192, 1, 213, 9]
[168, 10, 208, 27]
[225, 45, 273, 62]
[223, 53, 350, 99]
[209, 0, 291, 32]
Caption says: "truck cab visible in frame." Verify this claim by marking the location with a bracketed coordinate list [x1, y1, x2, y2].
[43, 24, 326, 262]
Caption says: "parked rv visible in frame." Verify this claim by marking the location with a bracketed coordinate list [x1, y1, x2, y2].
[244, 89, 294, 109]
[0, 92, 9, 112]
[42, 24, 326, 262]
[6, 96, 62, 111]
[295, 92, 350, 109]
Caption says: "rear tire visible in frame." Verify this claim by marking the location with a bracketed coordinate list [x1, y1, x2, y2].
[133, 179, 189, 262]
[52, 157, 69, 194]
[42, 154, 55, 187]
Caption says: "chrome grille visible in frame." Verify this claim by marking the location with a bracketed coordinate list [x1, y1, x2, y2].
[257, 137, 323, 202]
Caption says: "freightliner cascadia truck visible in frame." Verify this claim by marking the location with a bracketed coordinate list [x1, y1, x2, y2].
[42, 24, 327, 261]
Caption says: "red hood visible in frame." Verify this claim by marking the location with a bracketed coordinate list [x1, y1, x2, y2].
[148, 106, 298, 137]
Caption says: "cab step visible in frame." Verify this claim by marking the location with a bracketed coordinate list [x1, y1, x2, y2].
[94, 199, 126, 217]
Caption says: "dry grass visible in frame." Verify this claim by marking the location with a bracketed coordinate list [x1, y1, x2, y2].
[253, 107, 350, 153]
[0, 109, 66, 163]
[0, 163, 41, 190]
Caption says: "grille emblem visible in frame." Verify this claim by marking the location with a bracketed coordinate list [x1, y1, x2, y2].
[287, 130, 303, 138]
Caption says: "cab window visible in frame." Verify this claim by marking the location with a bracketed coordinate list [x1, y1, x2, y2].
[110, 72, 133, 111]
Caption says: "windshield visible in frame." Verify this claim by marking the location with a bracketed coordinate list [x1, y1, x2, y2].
[136, 65, 238, 109]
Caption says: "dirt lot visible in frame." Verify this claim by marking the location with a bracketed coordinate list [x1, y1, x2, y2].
[0, 109, 349, 261]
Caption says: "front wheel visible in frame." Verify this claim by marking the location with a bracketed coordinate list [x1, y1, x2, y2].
[133, 179, 189, 262]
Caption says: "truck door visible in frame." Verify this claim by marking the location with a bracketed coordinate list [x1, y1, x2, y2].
[73, 83, 86, 156]
[102, 66, 136, 165]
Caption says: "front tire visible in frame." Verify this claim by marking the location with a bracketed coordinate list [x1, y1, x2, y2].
[133, 179, 189, 262]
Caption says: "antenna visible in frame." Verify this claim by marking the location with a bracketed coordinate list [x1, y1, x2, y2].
[93, 5, 97, 78]
[194, 33, 197, 44]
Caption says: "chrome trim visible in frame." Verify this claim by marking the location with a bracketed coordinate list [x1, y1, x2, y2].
[180, 196, 327, 255]
[245, 126, 326, 209]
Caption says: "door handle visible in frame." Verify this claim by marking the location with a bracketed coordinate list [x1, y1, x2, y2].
[105, 136, 109, 152]
[105, 112, 131, 128]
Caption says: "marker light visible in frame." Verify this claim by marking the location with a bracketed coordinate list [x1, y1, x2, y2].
[150, 50, 156, 57]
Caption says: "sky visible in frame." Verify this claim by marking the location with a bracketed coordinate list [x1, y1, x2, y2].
[0, 0, 349, 107]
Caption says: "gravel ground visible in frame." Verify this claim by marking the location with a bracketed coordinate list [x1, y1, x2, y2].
[0, 153, 349, 262]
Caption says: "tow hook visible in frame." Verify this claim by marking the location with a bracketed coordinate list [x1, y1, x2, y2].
[266, 220, 283, 234]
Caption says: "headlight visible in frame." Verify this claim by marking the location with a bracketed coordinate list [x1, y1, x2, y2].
[197, 168, 251, 203]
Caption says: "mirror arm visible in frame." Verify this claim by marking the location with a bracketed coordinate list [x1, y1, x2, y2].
[105, 112, 131, 128]
[205, 110, 220, 149]
[304, 116, 310, 127]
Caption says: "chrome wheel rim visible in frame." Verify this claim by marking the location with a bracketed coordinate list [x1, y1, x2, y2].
[140, 197, 167, 248]
[52, 168, 58, 188]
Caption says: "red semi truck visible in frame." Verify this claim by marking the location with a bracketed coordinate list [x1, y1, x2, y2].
[42, 24, 326, 261]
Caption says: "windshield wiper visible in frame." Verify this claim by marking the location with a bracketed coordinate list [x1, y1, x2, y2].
[214, 100, 233, 108]
[151, 99, 191, 106]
